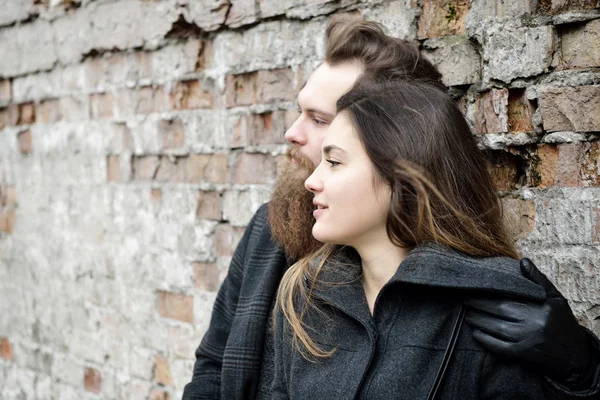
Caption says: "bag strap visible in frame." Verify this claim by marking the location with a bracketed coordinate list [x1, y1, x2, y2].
[426, 303, 466, 400]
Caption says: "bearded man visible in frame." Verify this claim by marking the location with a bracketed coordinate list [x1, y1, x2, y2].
[183, 19, 600, 400]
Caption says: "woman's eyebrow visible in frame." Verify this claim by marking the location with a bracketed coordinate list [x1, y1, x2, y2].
[323, 144, 347, 156]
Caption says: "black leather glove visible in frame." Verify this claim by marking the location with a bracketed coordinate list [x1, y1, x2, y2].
[465, 258, 593, 387]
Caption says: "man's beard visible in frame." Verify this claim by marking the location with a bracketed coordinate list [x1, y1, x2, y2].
[268, 147, 323, 262]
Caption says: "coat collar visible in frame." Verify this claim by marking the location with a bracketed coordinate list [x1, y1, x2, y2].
[312, 243, 546, 317]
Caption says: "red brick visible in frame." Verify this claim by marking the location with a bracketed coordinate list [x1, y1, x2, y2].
[154, 357, 173, 386]
[193, 262, 221, 291]
[0, 80, 11, 105]
[18, 103, 36, 125]
[256, 68, 296, 104]
[132, 156, 160, 181]
[157, 291, 194, 323]
[534, 144, 560, 187]
[539, 85, 600, 132]
[170, 80, 213, 110]
[185, 154, 228, 184]
[233, 153, 276, 184]
[84, 367, 102, 393]
[507, 89, 535, 133]
[582, 141, 600, 186]
[106, 155, 121, 182]
[0, 185, 17, 207]
[215, 224, 246, 257]
[0, 337, 13, 360]
[158, 118, 185, 150]
[472, 89, 509, 134]
[487, 151, 524, 191]
[154, 156, 186, 182]
[418, 0, 469, 39]
[0, 210, 15, 234]
[196, 191, 221, 220]
[90, 93, 114, 120]
[151, 389, 172, 400]
[225, 72, 257, 108]
[17, 130, 32, 155]
[502, 198, 536, 241]
[36, 99, 62, 124]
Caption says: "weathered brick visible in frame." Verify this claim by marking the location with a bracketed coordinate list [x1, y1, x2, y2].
[154, 156, 186, 183]
[502, 198, 536, 241]
[0, 20, 57, 77]
[226, 72, 257, 108]
[422, 36, 481, 87]
[158, 118, 185, 150]
[554, 19, 600, 70]
[581, 141, 600, 186]
[548, 0, 600, 14]
[90, 93, 114, 120]
[157, 291, 194, 323]
[188, 0, 230, 31]
[154, 357, 173, 386]
[151, 389, 172, 400]
[132, 156, 160, 181]
[539, 85, 600, 132]
[196, 191, 221, 220]
[0, 1, 31, 27]
[0, 108, 9, 130]
[507, 89, 535, 133]
[58, 97, 88, 123]
[534, 144, 560, 187]
[18, 130, 33, 155]
[215, 223, 246, 257]
[0, 80, 11, 106]
[107, 155, 121, 183]
[485, 26, 556, 83]
[185, 154, 228, 184]
[13, 103, 36, 126]
[233, 111, 287, 146]
[0, 185, 17, 207]
[151, 188, 162, 212]
[226, 0, 259, 28]
[196, 40, 213, 71]
[529, 143, 599, 187]
[36, 99, 62, 124]
[0, 337, 13, 360]
[418, 0, 469, 39]
[467, 0, 537, 22]
[170, 81, 213, 110]
[486, 150, 524, 191]
[256, 68, 296, 104]
[84, 367, 102, 393]
[0, 210, 15, 234]
[108, 123, 134, 152]
[193, 262, 221, 292]
[471, 89, 509, 134]
[233, 153, 276, 184]
[593, 207, 600, 243]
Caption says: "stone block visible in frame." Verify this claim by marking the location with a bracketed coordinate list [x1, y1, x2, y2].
[418, 0, 469, 39]
[233, 153, 276, 184]
[260, 0, 350, 19]
[193, 262, 221, 292]
[502, 198, 536, 241]
[485, 26, 556, 83]
[467, 0, 537, 25]
[170, 80, 213, 110]
[157, 290, 194, 323]
[470, 89, 509, 134]
[196, 191, 221, 220]
[154, 357, 173, 386]
[539, 85, 600, 132]
[0, 20, 57, 77]
[226, 0, 259, 28]
[422, 36, 481, 87]
[84, 367, 102, 394]
[553, 19, 600, 70]
[361, 0, 419, 40]
[548, 0, 600, 14]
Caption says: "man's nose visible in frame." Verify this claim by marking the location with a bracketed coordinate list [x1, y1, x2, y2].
[284, 117, 307, 146]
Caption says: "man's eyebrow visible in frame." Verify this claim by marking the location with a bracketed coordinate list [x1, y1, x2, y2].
[323, 144, 347, 156]
[296, 101, 335, 119]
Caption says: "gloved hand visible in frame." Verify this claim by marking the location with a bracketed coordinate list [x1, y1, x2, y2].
[465, 258, 593, 386]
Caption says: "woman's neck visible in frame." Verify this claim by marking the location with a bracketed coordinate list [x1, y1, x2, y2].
[354, 238, 412, 315]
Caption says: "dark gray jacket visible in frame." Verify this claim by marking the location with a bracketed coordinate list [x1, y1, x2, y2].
[272, 244, 549, 399]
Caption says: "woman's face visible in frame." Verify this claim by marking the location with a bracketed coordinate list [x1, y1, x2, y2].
[304, 112, 391, 248]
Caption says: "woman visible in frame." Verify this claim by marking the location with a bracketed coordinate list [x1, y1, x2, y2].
[271, 79, 547, 399]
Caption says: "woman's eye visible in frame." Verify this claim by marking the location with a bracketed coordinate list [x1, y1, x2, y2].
[326, 159, 340, 167]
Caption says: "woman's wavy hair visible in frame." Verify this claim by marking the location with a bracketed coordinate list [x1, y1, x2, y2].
[276, 79, 519, 360]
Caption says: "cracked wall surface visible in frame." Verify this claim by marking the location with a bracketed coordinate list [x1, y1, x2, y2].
[0, 0, 599, 399]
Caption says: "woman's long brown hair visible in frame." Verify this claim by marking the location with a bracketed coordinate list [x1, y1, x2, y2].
[275, 79, 520, 361]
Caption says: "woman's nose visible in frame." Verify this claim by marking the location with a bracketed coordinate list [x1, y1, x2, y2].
[304, 167, 323, 193]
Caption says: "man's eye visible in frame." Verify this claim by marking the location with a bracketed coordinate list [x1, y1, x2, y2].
[313, 118, 328, 126]
[326, 159, 340, 167]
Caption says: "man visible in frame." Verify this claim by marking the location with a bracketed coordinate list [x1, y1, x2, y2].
[183, 19, 600, 400]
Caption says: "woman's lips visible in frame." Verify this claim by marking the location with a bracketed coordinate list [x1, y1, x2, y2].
[313, 205, 328, 218]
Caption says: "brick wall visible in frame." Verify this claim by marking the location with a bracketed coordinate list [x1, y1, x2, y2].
[0, 0, 599, 398]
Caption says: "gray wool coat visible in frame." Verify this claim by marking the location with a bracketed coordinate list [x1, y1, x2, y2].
[271, 243, 550, 399]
